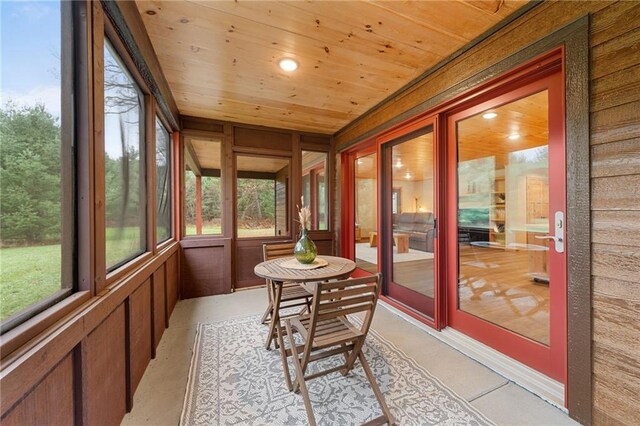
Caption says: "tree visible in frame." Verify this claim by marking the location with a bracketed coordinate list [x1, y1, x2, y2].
[0, 103, 61, 244]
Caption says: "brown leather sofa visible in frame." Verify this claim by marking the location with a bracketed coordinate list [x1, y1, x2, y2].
[393, 212, 435, 252]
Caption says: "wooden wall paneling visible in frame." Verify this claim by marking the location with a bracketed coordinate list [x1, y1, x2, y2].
[180, 239, 232, 298]
[234, 127, 293, 151]
[590, 26, 640, 81]
[591, 100, 640, 146]
[166, 252, 179, 318]
[590, 1, 640, 46]
[592, 211, 640, 247]
[591, 138, 640, 178]
[1, 353, 75, 426]
[83, 304, 127, 426]
[181, 115, 225, 134]
[127, 279, 152, 401]
[152, 265, 167, 351]
[235, 240, 290, 289]
[591, 175, 640, 211]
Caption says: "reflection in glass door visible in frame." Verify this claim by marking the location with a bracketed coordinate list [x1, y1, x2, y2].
[447, 69, 566, 381]
[354, 152, 378, 273]
[383, 127, 436, 318]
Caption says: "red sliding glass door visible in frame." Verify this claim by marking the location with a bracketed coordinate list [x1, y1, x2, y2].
[445, 65, 567, 382]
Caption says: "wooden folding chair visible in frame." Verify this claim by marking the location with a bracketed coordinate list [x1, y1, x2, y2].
[261, 242, 313, 350]
[283, 273, 395, 426]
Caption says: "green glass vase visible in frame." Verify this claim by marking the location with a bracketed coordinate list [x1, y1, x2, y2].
[294, 228, 317, 264]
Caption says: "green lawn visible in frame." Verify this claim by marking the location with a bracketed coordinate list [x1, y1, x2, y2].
[1, 225, 280, 322]
[0, 244, 61, 321]
[185, 225, 278, 238]
[1, 227, 143, 322]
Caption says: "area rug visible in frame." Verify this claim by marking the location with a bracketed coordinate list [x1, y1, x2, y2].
[355, 243, 434, 265]
[181, 314, 494, 426]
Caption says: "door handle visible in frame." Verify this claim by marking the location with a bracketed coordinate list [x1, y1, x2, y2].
[535, 211, 564, 253]
[535, 235, 561, 242]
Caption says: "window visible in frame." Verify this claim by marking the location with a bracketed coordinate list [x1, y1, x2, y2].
[301, 151, 328, 230]
[0, 1, 74, 329]
[104, 40, 146, 270]
[185, 138, 222, 236]
[155, 118, 171, 244]
[236, 155, 290, 238]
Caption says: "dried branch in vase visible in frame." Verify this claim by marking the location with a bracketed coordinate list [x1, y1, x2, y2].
[297, 196, 312, 231]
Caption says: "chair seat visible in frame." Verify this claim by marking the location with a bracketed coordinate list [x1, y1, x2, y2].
[293, 315, 362, 349]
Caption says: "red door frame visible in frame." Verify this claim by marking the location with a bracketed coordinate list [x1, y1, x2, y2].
[377, 116, 443, 327]
[445, 65, 566, 383]
[340, 140, 378, 277]
[340, 47, 566, 385]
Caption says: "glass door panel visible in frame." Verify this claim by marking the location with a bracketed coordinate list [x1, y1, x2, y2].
[384, 127, 436, 318]
[354, 153, 378, 273]
[456, 90, 551, 345]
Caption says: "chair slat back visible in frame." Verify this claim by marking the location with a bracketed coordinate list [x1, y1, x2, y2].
[263, 242, 296, 261]
[308, 273, 381, 343]
[262, 242, 296, 301]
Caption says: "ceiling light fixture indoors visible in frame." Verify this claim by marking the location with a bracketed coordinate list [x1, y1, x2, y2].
[395, 159, 403, 168]
[482, 112, 497, 120]
[278, 58, 298, 72]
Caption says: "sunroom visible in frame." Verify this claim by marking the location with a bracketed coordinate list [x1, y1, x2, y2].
[1, 1, 638, 425]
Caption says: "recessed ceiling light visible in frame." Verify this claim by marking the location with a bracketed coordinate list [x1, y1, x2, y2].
[395, 159, 403, 168]
[278, 58, 298, 72]
[482, 112, 497, 120]
[508, 133, 520, 140]
[405, 171, 412, 180]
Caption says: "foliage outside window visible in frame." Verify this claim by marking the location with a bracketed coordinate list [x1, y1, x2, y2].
[185, 139, 222, 236]
[155, 118, 171, 244]
[301, 151, 328, 230]
[236, 155, 290, 238]
[104, 40, 146, 270]
[0, 1, 73, 326]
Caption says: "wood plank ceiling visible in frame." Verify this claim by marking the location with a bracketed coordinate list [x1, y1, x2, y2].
[136, 0, 529, 134]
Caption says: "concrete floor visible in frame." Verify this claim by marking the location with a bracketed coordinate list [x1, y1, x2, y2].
[122, 288, 578, 425]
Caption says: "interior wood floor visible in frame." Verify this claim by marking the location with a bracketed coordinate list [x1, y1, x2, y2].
[356, 244, 550, 345]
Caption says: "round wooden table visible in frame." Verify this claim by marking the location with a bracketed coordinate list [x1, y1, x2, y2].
[254, 255, 356, 283]
[254, 255, 356, 389]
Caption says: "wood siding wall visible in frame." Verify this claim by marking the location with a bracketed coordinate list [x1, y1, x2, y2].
[0, 246, 180, 425]
[334, 2, 640, 424]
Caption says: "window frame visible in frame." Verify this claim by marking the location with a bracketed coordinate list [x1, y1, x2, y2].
[154, 114, 173, 246]
[234, 152, 292, 240]
[0, 0, 79, 334]
[182, 134, 224, 238]
[102, 20, 156, 286]
[301, 150, 330, 231]
[102, 37, 148, 273]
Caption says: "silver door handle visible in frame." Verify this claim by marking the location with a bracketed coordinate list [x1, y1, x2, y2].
[535, 235, 562, 242]
[535, 211, 565, 253]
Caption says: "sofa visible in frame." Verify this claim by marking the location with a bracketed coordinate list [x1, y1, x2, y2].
[393, 212, 435, 252]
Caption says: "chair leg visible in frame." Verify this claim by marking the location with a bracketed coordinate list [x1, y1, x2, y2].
[265, 283, 282, 350]
[286, 320, 317, 426]
[277, 320, 294, 391]
[358, 351, 395, 426]
[260, 300, 273, 325]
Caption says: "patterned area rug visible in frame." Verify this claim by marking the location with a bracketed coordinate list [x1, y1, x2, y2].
[181, 314, 494, 426]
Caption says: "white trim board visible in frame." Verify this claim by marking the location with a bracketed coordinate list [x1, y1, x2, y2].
[378, 299, 566, 411]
